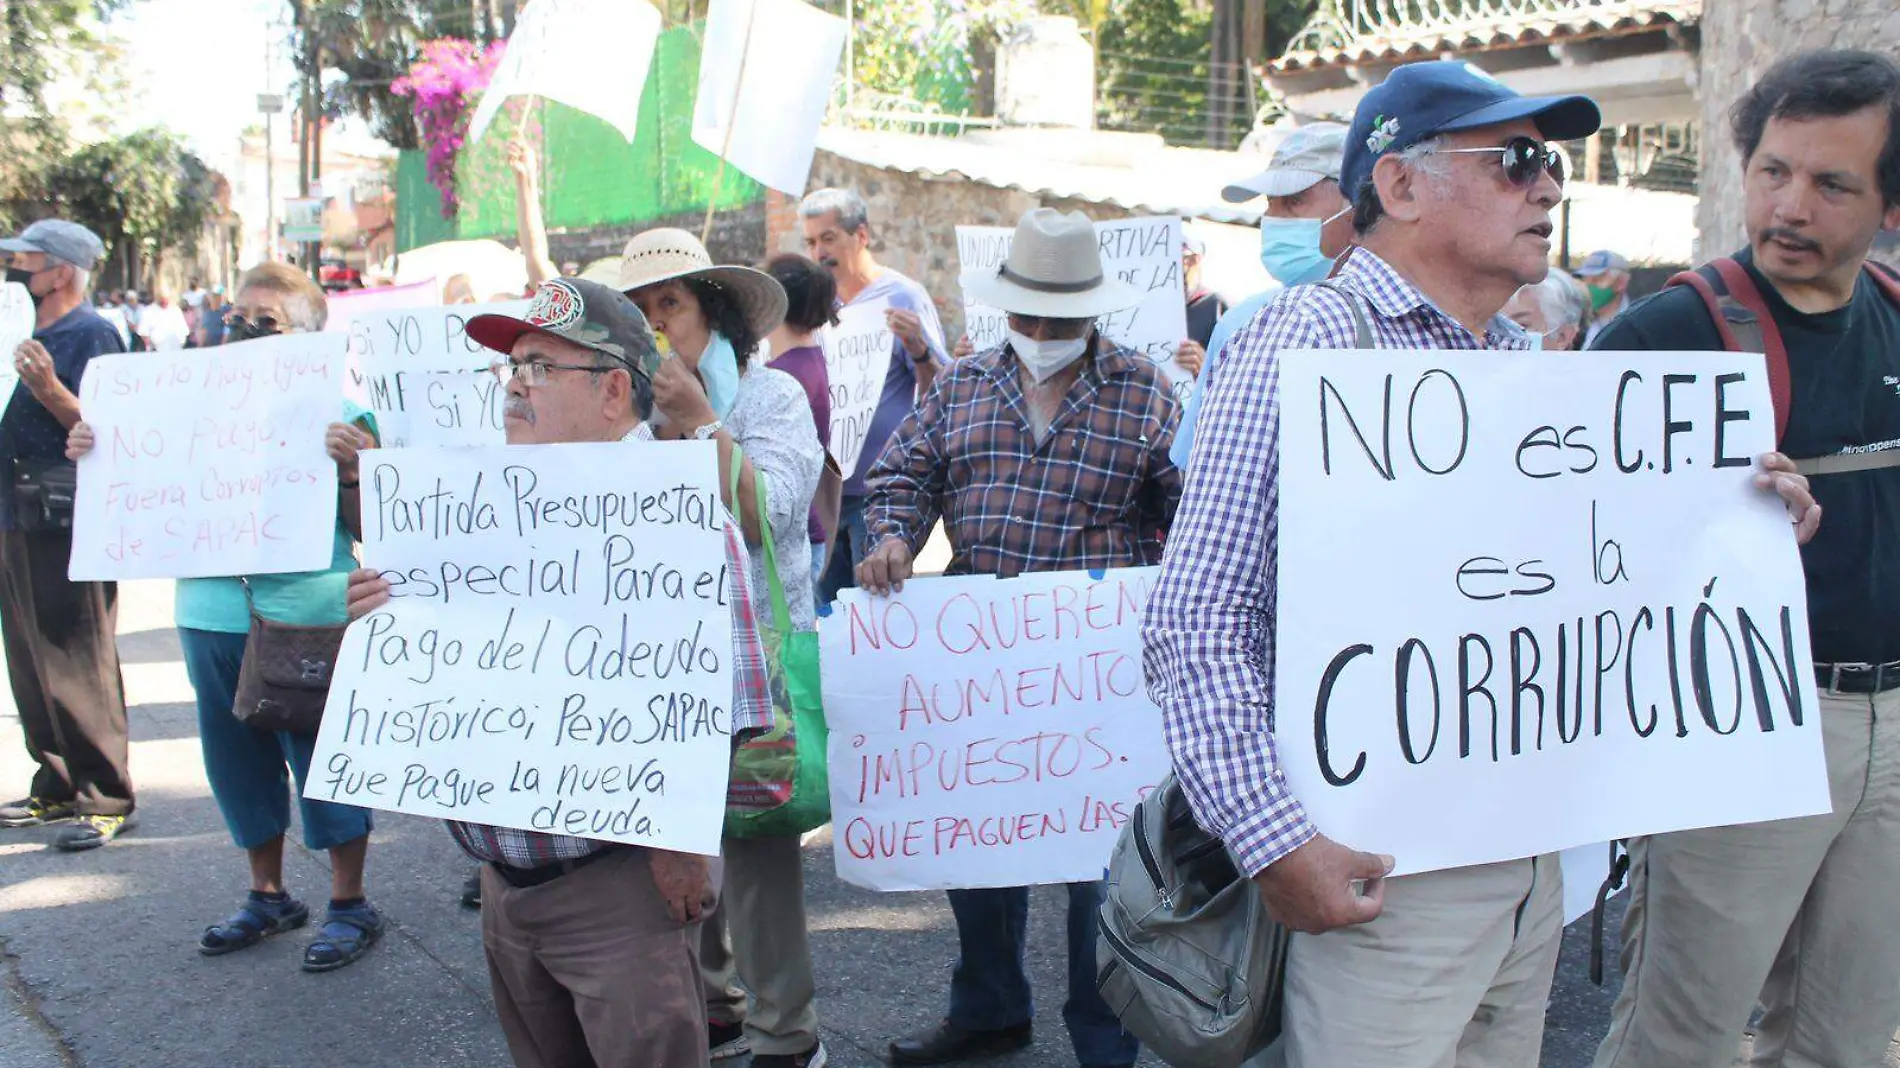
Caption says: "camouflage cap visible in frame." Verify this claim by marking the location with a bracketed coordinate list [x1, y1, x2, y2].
[465, 278, 663, 382]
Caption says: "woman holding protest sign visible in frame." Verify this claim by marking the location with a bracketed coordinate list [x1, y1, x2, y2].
[66, 262, 386, 973]
[620, 229, 829, 1068]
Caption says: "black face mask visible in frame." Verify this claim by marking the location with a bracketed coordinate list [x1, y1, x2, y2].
[4, 267, 43, 306]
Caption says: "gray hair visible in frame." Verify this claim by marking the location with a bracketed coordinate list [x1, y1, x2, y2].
[1351, 136, 1450, 235]
[799, 188, 870, 234]
[1535, 269, 1589, 330]
[67, 265, 90, 294]
[580, 349, 655, 422]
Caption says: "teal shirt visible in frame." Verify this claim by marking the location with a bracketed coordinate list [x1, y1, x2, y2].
[174, 403, 373, 634]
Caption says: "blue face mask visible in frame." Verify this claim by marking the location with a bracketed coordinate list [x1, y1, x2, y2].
[698, 331, 742, 420]
[1258, 215, 1336, 286]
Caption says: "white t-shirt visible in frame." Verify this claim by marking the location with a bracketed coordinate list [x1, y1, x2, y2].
[141, 304, 190, 350]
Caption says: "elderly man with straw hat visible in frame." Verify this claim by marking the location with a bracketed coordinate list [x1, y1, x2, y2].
[858, 208, 1182, 1068]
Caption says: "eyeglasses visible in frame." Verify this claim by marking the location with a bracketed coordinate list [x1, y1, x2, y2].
[224, 312, 284, 335]
[488, 359, 611, 388]
[1437, 136, 1566, 189]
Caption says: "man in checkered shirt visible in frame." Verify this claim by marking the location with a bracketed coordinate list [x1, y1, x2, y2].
[858, 207, 1180, 1068]
[346, 279, 772, 1068]
[1143, 62, 1823, 1067]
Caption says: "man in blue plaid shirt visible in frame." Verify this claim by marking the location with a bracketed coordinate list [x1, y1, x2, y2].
[347, 279, 772, 1068]
[860, 208, 1180, 1068]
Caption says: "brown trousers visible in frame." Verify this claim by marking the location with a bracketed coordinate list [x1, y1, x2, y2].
[482, 848, 719, 1068]
[0, 529, 131, 815]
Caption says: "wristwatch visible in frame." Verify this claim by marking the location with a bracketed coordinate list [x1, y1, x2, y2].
[692, 421, 725, 441]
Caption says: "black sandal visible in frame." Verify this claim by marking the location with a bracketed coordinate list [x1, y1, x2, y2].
[200, 895, 310, 956]
[302, 903, 385, 973]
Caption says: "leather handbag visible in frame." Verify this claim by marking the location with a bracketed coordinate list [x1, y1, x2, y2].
[12, 458, 77, 531]
[231, 580, 347, 735]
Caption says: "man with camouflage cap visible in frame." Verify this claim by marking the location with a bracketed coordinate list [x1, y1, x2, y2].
[342, 278, 774, 1068]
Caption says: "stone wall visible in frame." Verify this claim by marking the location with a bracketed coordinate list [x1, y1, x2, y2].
[544, 200, 766, 274]
[1695, 0, 1900, 260]
[783, 150, 1139, 341]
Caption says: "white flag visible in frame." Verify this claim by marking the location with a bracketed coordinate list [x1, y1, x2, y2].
[467, 0, 662, 145]
[692, 0, 847, 195]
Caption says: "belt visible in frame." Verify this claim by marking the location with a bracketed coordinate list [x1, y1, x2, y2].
[490, 846, 619, 889]
[1814, 661, 1900, 695]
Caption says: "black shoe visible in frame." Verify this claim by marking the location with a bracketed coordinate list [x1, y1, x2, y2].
[708, 1021, 750, 1061]
[460, 870, 481, 909]
[0, 796, 76, 828]
[889, 1021, 1032, 1066]
[54, 813, 132, 851]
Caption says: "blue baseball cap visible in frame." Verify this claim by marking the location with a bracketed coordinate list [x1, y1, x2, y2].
[1340, 61, 1601, 200]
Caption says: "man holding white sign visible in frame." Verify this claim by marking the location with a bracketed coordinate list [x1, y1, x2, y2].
[1145, 62, 1824, 1067]
[1587, 51, 1900, 1068]
[860, 208, 1179, 1068]
[333, 279, 772, 1068]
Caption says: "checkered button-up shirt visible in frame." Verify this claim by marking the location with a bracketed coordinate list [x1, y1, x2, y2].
[864, 337, 1182, 576]
[1141, 248, 1533, 877]
[448, 425, 773, 868]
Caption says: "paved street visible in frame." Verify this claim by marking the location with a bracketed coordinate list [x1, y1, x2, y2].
[0, 580, 1847, 1068]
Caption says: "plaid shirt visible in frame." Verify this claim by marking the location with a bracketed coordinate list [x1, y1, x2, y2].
[864, 337, 1181, 576]
[449, 426, 773, 868]
[1141, 248, 1533, 877]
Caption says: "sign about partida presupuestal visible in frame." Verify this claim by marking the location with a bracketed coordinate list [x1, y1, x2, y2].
[341, 301, 528, 448]
[821, 568, 1169, 891]
[67, 335, 346, 581]
[1272, 349, 1831, 876]
[304, 440, 737, 857]
[955, 217, 1189, 394]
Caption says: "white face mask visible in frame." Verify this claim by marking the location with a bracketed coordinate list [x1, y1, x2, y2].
[1008, 331, 1090, 383]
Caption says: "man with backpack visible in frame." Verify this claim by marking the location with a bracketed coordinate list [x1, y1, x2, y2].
[1587, 49, 1900, 1068]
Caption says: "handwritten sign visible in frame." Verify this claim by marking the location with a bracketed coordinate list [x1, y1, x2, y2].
[821, 300, 893, 474]
[0, 282, 33, 398]
[322, 279, 439, 334]
[822, 569, 1169, 890]
[1272, 350, 1830, 876]
[304, 441, 736, 857]
[342, 301, 527, 448]
[68, 335, 346, 581]
[956, 217, 1189, 394]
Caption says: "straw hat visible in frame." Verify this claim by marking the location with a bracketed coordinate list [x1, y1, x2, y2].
[960, 209, 1141, 321]
[616, 228, 788, 338]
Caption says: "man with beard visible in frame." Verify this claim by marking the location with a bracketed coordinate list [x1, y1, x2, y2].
[799, 188, 946, 604]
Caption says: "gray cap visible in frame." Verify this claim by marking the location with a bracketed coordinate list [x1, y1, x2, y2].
[1576, 249, 1630, 277]
[0, 219, 105, 268]
[1222, 122, 1348, 203]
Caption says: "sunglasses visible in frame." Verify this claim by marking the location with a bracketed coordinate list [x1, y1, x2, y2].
[223, 312, 284, 335]
[1438, 136, 1566, 189]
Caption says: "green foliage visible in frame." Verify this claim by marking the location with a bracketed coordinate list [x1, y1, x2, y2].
[1095, 0, 1214, 144]
[843, 0, 1033, 115]
[45, 129, 218, 272]
[296, 0, 503, 151]
[0, 0, 134, 230]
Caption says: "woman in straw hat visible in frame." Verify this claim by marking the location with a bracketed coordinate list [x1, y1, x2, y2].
[618, 228, 828, 1068]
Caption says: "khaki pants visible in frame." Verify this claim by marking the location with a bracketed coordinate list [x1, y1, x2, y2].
[1595, 691, 1900, 1068]
[700, 834, 820, 1056]
[483, 848, 718, 1068]
[1259, 853, 1563, 1068]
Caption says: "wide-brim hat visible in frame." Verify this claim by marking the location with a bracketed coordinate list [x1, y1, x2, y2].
[616, 228, 787, 339]
[960, 208, 1143, 321]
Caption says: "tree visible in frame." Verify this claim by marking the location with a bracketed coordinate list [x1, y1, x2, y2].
[0, 0, 137, 230]
[293, 0, 501, 151]
[46, 129, 218, 287]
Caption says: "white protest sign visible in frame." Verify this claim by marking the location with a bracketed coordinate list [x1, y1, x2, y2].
[956, 217, 1189, 395]
[0, 282, 33, 398]
[821, 300, 893, 474]
[342, 301, 527, 448]
[822, 568, 1169, 890]
[322, 278, 438, 332]
[1273, 350, 1831, 876]
[467, 0, 661, 145]
[68, 335, 346, 581]
[692, 0, 847, 194]
[305, 441, 736, 856]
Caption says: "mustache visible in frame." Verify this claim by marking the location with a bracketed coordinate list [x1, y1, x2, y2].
[504, 397, 535, 424]
[817, 257, 839, 269]
[1761, 227, 1821, 253]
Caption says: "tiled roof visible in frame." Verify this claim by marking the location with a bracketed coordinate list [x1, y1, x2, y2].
[1271, 0, 1700, 74]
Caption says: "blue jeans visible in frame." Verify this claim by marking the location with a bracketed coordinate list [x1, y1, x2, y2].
[946, 882, 1139, 1067]
[180, 628, 373, 851]
[816, 496, 870, 609]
